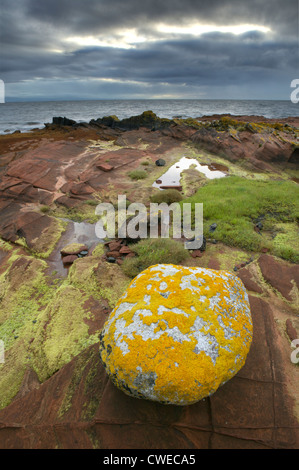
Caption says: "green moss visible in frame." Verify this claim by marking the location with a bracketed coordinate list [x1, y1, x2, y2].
[15, 216, 67, 259]
[272, 223, 299, 263]
[61, 243, 87, 255]
[181, 176, 299, 258]
[51, 203, 99, 223]
[40, 205, 51, 213]
[31, 284, 99, 381]
[84, 199, 99, 206]
[0, 238, 13, 252]
[0, 248, 129, 407]
[150, 188, 183, 204]
[91, 243, 105, 257]
[214, 117, 292, 134]
[121, 238, 190, 278]
[69, 256, 130, 308]
[0, 253, 56, 407]
[173, 117, 204, 129]
[57, 350, 88, 418]
[128, 169, 148, 180]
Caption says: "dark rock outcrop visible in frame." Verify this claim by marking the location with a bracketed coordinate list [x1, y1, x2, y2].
[90, 111, 173, 131]
[52, 116, 77, 127]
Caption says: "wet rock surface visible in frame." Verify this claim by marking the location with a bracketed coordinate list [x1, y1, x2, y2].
[0, 112, 298, 448]
[0, 290, 298, 449]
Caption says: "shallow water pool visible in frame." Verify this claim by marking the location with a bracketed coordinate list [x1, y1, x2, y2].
[152, 156, 227, 190]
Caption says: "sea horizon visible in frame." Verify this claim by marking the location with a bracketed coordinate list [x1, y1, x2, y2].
[0, 98, 298, 135]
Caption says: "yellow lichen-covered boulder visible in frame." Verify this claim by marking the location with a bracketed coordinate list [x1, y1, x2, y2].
[99, 264, 253, 405]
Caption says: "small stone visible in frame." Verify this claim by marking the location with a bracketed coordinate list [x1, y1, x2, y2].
[160, 185, 182, 191]
[108, 241, 122, 251]
[62, 255, 78, 264]
[77, 250, 89, 258]
[97, 163, 114, 172]
[191, 250, 203, 258]
[209, 223, 217, 232]
[119, 246, 133, 254]
[106, 251, 121, 258]
[107, 257, 116, 263]
[61, 243, 88, 256]
[155, 158, 166, 167]
[256, 222, 263, 230]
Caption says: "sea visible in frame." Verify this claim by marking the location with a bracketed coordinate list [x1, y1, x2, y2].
[0, 99, 298, 135]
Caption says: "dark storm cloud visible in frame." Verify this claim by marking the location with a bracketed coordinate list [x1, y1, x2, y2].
[23, 0, 298, 37]
[0, 0, 298, 100]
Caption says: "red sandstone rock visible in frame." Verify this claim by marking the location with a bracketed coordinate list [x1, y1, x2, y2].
[108, 241, 122, 251]
[62, 255, 78, 264]
[237, 267, 264, 294]
[258, 254, 299, 302]
[119, 246, 133, 254]
[61, 244, 88, 255]
[96, 163, 114, 172]
[0, 118, 298, 450]
[286, 319, 298, 343]
[106, 251, 121, 258]
[0, 293, 298, 449]
[191, 250, 203, 258]
[160, 185, 182, 191]
[70, 182, 94, 196]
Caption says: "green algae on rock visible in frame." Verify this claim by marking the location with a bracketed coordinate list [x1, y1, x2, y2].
[61, 243, 88, 255]
[0, 247, 130, 407]
[99, 263, 253, 405]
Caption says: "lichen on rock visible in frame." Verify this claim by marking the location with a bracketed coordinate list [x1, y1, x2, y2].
[99, 264, 253, 405]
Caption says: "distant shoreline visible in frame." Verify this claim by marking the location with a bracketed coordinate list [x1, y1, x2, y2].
[1, 99, 298, 135]
[1, 112, 299, 136]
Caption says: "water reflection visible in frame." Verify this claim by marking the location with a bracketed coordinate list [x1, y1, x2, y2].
[152, 156, 227, 190]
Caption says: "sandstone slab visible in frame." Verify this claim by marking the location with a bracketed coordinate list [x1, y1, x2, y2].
[258, 254, 299, 302]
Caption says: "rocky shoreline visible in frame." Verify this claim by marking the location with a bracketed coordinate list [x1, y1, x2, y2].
[0, 111, 298, 449]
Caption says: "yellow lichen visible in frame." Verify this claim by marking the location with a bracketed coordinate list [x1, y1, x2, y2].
[99, 264, 252, 405]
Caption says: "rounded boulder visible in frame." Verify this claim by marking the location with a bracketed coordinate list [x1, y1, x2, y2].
[99, 264, 253, 405]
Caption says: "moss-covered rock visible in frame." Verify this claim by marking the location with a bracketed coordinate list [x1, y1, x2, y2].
[99, 264, 253, 405]
[61, 243, 88, 255]
[0, 247, 130, 407]
[91, 111, 173, 131]
[0, 253, 56, 407]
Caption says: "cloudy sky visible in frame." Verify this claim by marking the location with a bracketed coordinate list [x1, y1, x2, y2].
[1, 0, 298, 101]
